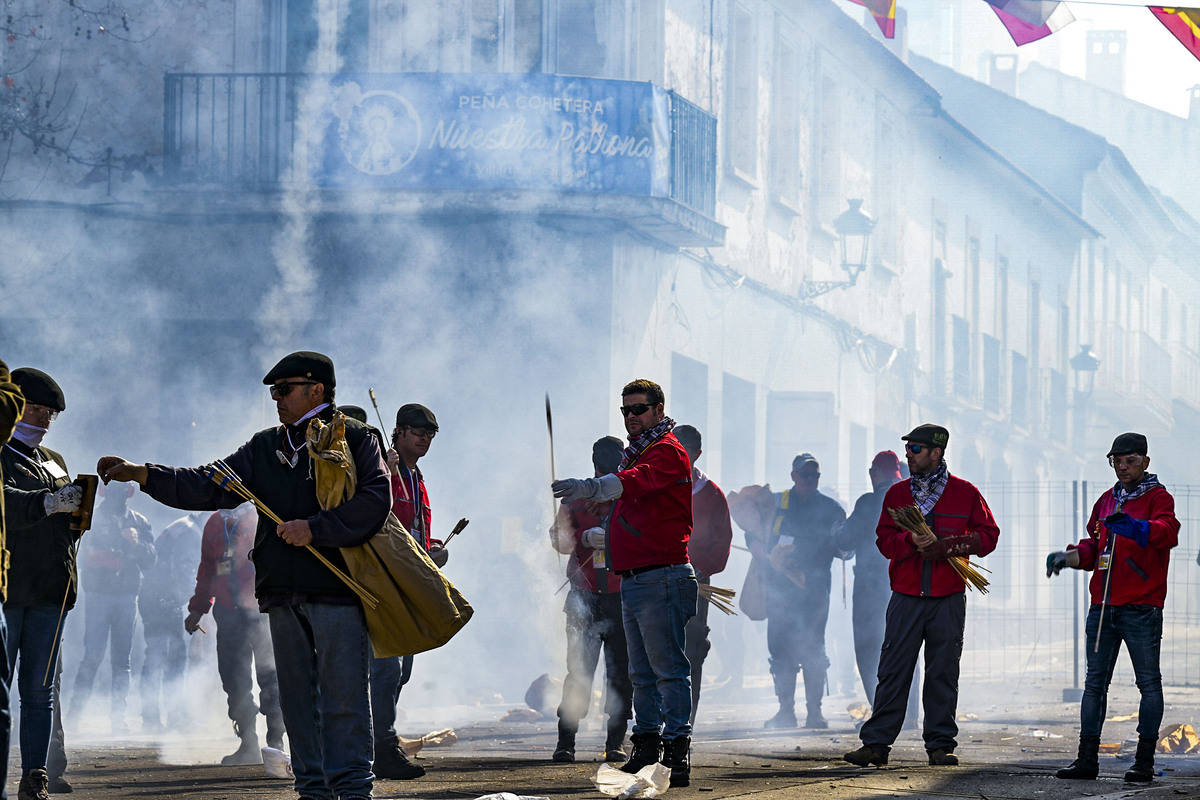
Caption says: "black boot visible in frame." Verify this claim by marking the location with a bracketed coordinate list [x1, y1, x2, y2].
[1056, 735, 1099, 780]
[662, 736, 691, 787]
[1124, 736, 1156, 782]
[221, 721, 262, 766]
[552, 721, 576, 763]
[373, 738, 426, 779]
[604, 723, 628, 763]
[620, 732, 663, 774]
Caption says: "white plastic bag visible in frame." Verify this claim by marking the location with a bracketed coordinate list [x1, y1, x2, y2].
[261, 747, 293, 780]
[473, 794, 550, 800]
[593, 762, 671, 798]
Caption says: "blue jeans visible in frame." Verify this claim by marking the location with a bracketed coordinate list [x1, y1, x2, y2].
[269, 603, 373, 800]
[1081, 604, 1163, 740]
[4, 605, 64, 774]
[621, 564, 697, 740]
[369, 653, 412, 746]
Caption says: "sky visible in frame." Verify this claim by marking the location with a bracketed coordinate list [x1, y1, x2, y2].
[847, 1, 1200, 118]
[1038, 1, 1200, 117]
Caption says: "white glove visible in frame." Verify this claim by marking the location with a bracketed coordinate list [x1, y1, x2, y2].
[581, 527, 606, 549]
[43, 484, 82, 516]
[593, 473, 624, 502]
[552, 477, 598, 502]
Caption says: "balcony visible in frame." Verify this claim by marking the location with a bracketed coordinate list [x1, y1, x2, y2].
[162, 72, 723, 247]
[1093, 326, 1173, 428]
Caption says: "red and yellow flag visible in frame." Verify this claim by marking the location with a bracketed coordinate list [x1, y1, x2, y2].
[1150, 7, 1200, 62]
[848, 0, 896, 39]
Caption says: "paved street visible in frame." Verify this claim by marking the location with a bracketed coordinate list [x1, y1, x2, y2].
[31, 681, 1200, 800]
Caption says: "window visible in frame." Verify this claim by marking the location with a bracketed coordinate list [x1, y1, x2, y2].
[766, 392, 837, 489]
[815, 74, 841, 220]
[1011, 351, 1028, 428]
[671, 353, 709, 432]
[555, 0, 606, 76]
[722, 373, 757, 489]
[769, 34, 800, 203]
[727, 6, 758, 176]
[471, 0, 501, 72]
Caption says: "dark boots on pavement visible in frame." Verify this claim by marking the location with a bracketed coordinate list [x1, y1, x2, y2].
[1124, 736, 1156, 782]
[18, 769, 50, 800]
[604, 724, 628, 763]
[552, 722, 576, 763]
[1056, 735, 1100, 780]
[662, 736, 691, 787]
[763, 706, 797, 729]
[620, 731, 663, 774]
[374, 737, 426, 779]
[221, 721, 262, 766]
[843, 744, 888, 767]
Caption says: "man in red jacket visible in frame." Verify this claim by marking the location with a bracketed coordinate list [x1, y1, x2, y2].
[844, 424, 998, 768]
[1047, 432, 1179, 784]
[552, 379, 696, 787]
[673, 425, 732, 726]
[185, 504, 285, 765]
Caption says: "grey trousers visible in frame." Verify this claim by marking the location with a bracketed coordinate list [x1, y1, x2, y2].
[858, 591, 965, 755]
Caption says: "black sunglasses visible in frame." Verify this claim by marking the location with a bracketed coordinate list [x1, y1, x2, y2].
[619, 403, 653, 417]
[270, 380, 316, 398]
[905, 443, 933, 454]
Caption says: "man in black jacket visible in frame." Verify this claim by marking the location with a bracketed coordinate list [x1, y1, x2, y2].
[97, 351, 391, 800]
[2, 368, 84, 799]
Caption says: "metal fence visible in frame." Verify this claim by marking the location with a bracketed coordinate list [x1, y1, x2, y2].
[958, 480, 1200, 689]
[164, 73, 299, 186]
[667, 90, 717, 216]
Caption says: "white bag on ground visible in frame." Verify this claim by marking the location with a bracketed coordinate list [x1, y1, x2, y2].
[593, 763, 671, 798]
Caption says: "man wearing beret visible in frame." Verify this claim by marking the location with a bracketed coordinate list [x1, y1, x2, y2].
[1048, 433, 1178, 783]
[367, 402, 444, 780]
[97, 351, 392, 800]
[845, 424, 999, 768]
[0, 359, 26, 800]
[2, 368, 85, 799]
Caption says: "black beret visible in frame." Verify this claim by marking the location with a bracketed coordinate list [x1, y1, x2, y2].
[1107, 432, 1148, 457]
[263, 351, 335, 387]
[395, 403, 438, 430]
[339, 405, 368, 424]
[592, 436, 625, 474]
[902, 424, 949, 449]
[12, 368, 65, 411]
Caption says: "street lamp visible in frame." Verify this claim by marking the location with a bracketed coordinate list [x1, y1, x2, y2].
[1070, 344, 1101, 398]
[801, 199, 877, 299]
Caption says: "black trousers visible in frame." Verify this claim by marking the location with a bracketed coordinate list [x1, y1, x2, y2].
[557, 589, 632, 734]
[858, 591, 964, 755]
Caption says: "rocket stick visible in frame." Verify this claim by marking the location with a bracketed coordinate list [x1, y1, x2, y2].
[1094, 501, 1123, 653]
[368, 388, 389, 436]
[546, 393, 562, 565]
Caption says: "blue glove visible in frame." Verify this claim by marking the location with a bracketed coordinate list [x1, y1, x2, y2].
[1105, 513, 1149, 548]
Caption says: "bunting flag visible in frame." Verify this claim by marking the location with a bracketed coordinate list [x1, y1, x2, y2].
[987, 1, 1075, 45]
[848, 0, 896, 39]
[1150, 7, 1200, 62]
